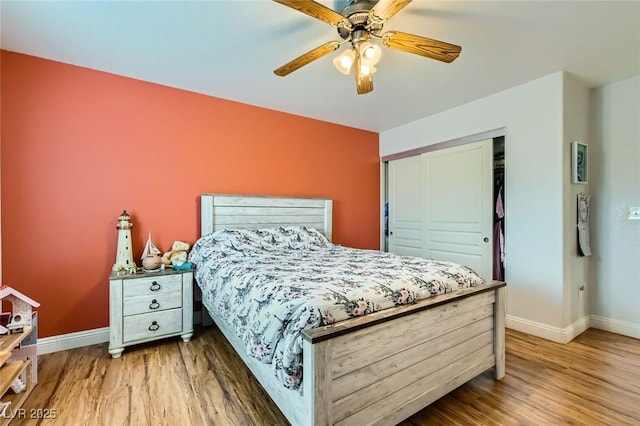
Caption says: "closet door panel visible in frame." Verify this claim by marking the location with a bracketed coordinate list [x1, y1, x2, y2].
[388, 155, 424, 257]
[422, 139, 493, 280]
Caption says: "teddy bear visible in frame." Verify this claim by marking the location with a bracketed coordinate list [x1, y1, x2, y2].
[161, 240, 191, 269]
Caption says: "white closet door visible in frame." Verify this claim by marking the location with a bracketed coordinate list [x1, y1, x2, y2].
[388, 155, 424, 257]
[422, 139, 493, 279]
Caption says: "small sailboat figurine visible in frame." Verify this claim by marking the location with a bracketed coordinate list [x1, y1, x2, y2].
[141, 233, 163, 271]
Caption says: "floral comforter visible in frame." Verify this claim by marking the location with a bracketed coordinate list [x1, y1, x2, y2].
[189, 226, 484, 391]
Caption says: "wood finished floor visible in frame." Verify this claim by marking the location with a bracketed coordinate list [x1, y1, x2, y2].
[9, 327, 640, 425]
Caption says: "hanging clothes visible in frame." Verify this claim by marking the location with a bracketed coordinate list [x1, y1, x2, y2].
[493, 170, 505, 281]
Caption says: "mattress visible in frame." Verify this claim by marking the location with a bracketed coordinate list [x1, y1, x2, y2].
[189, 226, 484, 391]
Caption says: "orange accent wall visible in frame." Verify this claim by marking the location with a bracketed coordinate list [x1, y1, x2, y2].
[1, 51, 380, 338]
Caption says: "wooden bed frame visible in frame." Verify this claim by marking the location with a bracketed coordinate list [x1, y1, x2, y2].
[198, 193, 506, 425]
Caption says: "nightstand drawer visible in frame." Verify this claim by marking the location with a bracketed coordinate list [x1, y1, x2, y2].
[123, 308, 182, 343]
[122, 291, 182, 316]
[122, 274, 182, 298]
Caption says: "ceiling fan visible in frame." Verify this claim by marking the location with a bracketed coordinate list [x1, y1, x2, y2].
[273, 0, 462, 95]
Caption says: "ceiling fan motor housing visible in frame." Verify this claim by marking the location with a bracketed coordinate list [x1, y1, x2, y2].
[337, 0, 383, 39]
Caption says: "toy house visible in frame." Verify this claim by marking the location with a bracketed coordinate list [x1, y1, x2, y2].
[0, 285, 40, 423]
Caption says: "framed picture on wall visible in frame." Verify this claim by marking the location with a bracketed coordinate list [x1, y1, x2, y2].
[572, 141, 588, 184]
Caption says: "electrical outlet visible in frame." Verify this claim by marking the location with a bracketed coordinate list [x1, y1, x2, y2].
[629, 207, 640, 220]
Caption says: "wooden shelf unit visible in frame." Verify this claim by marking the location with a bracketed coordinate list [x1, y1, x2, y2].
[0, 353, 11, 367]
[0, 328, 32, 353]
[0, 327, 37, 425]
[0, 286, 39, 424]
[0, 360, 33, 401]
[0, 365, 34, 426]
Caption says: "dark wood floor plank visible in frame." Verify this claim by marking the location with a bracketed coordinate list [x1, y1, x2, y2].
[8, 327, 639, 425]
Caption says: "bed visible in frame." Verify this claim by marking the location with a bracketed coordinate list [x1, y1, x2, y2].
[193, 193, 506, 425]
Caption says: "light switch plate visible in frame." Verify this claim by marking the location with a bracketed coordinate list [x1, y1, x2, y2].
[629, 207, 640, 220]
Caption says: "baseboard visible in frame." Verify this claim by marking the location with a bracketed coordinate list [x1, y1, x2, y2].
[506, 314, 589, 344]
[36, 312, 636, 355]
[38, 327, 110, 355]
[37, 310, 204, 355]
[564, 315, 590, 342]
[589, 315, 640, 339]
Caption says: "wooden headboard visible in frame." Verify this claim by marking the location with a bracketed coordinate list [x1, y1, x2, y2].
[200, 194, 333, 241]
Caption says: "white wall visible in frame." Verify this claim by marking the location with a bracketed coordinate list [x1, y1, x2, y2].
[381, 72, 568, 336]
[589, 75, 640, 338]
[562, 73, 591, 331]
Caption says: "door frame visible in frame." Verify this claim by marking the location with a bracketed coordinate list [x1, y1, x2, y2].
[380, 127, 506, 250]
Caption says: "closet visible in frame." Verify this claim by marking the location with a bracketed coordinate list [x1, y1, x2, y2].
[384, 135, 506, 282]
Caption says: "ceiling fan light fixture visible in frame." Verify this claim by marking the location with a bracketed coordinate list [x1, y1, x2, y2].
[360, 42, 381, 65]
[333, 48, 355, 75]
[360, 64, 377, 76]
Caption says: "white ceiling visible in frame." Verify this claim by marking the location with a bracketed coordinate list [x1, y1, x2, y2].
[1, 1, 639, 132]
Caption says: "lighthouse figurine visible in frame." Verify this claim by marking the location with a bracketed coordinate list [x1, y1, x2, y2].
[113, 210, 136, 273]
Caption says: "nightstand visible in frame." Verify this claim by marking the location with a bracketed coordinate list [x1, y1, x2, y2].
[108, 268, 193, 358]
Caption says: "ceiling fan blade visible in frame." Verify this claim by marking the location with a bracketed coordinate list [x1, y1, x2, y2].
[382, 31, 462, 62]
[382, 31, 461, 63]
[370, 0, 412, 21]
[354, 53, 373, 95]
[273, 0, 346, 26]
[274, 41, 340, 77]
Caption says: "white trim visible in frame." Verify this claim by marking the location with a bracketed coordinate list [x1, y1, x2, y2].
[564, 316, 590, 342]
[38, 327, 110, 355]
[380, 127, 506, 162]
[38, 312, 203, 355]
[38, 314, 637, 356]
[589, 315, 640, 339]
[506, 315, 589, 344]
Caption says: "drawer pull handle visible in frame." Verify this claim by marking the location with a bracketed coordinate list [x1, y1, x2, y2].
[149, 299, 160, 310]
[150, 281, 161, 291]
[149, 321, 160, 331]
